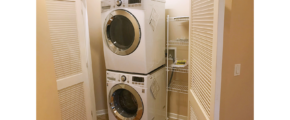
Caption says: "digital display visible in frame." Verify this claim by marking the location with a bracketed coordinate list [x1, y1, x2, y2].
[132, 77, 144, 82]
[129, 0, 141, 4]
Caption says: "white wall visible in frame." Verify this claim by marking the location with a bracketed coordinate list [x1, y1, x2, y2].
[87, 0, 108, 111]
[165, 0, 190, 116]
[220, 0, 254, 119]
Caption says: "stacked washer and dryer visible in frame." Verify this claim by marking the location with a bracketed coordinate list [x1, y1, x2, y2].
[101, 0, 167, 119]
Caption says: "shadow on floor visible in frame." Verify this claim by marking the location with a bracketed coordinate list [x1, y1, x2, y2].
[97, 114, 109, 120]
[97, 114, 177, 120]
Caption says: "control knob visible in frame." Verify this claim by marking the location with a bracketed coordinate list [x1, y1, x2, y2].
[116, 0, 122, 6]
[121, 75, 126, 82]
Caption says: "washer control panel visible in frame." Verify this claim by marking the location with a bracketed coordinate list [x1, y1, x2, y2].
[106, 71, 147, 87]
[132, 76, 144, 85]
[128, 0, 141, 4]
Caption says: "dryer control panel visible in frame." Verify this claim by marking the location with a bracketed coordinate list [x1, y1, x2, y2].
[101, 0, 143, 13]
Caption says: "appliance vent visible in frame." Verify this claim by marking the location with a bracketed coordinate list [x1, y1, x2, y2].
[189, 0, 214, 118]
[46, 0, 82, 80]
[58, 82, 87, 120]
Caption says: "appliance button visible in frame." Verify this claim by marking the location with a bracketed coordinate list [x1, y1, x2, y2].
[121, 75, 126, 82]
[116, 0, 122, 6]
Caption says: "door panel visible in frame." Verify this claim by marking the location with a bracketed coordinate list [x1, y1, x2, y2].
[58, 82, 87, 119]
[46, 0, 82, 80]
[45, 0, 94, 119]
[188, 0, 225, 120]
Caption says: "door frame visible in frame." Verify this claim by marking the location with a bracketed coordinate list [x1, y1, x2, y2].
[82, 0, 97, 119]
[210, 0, 225, 119]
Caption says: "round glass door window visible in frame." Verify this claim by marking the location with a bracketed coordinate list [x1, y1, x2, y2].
[109, 84, 143, 119]
[104, 9, 141, 56]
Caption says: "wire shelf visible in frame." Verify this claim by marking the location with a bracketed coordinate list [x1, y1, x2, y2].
[169, 16, 189, 21]
[167, 38, 189, 46]
[168, 80, 188, 94]
[171, 61, 188, 68]
[167, 67, 188, 73]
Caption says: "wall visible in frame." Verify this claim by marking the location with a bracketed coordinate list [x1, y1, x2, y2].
[36, 0, 62, 119]
[86, 0, 108, 111]
[219, 0, 254, 120]
[165, 0, 190, 116]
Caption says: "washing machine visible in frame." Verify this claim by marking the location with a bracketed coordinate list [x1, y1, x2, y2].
[106, 67, 167, 120]
[101, 0, 166, 74]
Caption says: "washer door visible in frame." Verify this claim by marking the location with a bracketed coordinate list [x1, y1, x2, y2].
[109, 84, 143, 120]
[104, 9, 141, 56]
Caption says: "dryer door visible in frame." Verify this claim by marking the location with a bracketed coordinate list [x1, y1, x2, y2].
[109, 84, 143, 120]
[104, 9, 141, 56]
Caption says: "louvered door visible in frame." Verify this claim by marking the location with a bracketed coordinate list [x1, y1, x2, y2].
[45, 0, 94, 119]
[188, 0, 225, 120]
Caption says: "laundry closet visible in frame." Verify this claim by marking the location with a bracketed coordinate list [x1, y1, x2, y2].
[98, 0, 193, 119]
[90, 0, 218, 120]
[37, 0, 254, 119]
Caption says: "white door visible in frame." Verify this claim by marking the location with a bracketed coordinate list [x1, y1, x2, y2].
[45, 0, 95, 119]
[188, 0, 225, 120]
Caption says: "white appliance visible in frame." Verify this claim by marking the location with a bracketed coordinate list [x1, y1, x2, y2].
[106, 67, 167, 120]
[101, 0, 166, 74]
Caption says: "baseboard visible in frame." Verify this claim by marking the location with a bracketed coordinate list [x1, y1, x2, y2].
[96, 109, 108, 116]
[168, 113, 187, 120]
[96, 110, 187, 120]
